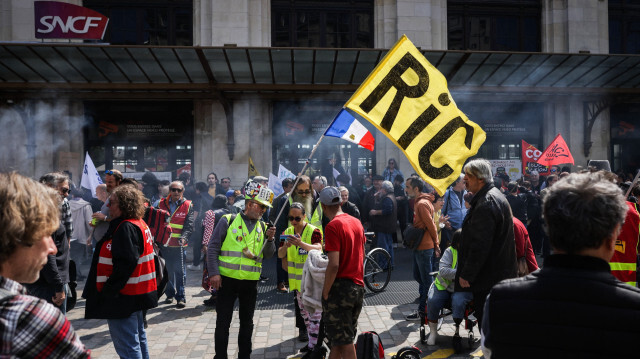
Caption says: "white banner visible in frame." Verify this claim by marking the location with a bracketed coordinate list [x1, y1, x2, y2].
[278, 164, 296, 180]
[489, 159, 522, 182]
[268, 173, 284, 196]
[80, 152, 103, 198]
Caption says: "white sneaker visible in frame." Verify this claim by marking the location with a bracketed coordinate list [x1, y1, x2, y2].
[187, 264, 202, 271]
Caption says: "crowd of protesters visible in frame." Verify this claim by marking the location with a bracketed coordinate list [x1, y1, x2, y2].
[2, 156, 640, 358]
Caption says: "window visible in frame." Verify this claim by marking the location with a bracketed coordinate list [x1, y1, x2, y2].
[609, 0, 640, 54]
[272, 0, 374, 48]
[85, 1, 193, 45]
[448, 0, 541, 52]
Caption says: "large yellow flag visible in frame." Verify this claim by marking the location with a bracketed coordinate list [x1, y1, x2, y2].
[345, 35, 486, 195]
[248, 156, 260, 177]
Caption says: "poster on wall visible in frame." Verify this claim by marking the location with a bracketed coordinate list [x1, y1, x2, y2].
[489, 159, 522, 182]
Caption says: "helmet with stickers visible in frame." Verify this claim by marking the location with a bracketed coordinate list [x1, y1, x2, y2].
[244, 179, 274, 208]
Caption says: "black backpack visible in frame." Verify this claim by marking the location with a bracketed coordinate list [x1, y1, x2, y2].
[355, 331, 384, 359]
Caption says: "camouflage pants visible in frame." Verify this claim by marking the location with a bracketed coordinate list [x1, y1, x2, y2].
[322, 279, 365, 346]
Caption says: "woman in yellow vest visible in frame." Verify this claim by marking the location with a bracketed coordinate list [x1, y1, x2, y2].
[425, 229, 472, 348]
[277, 202, 323, 355]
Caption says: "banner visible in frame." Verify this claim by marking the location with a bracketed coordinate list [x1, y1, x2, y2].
[278, 164, 296, 180]
[489, 159, 522, 182]
[80, 152, 103, 198]
[248, 156, 260, 177]
[268, 173, 284, 197]
[345, 35, 486, 195]
[537, 134, 575, 167]
[521, 140, 549, 175]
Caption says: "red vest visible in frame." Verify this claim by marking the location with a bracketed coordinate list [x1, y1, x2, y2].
[610, 202, 640, 286]
[159, 197, 192, 247]
[97, 219, 157, 296]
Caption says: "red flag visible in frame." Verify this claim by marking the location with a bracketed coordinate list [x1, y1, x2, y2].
[536, 134, 575, 167]
[521, 140, 549, 175]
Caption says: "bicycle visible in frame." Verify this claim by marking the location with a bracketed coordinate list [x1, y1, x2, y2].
[363, 232, 392, 292]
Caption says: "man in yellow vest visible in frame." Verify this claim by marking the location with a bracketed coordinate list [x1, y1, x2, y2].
[207, 179, 276, 359]
[158, 181, 195, 309]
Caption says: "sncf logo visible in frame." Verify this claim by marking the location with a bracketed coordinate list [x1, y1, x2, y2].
[35, 1, 108, 40]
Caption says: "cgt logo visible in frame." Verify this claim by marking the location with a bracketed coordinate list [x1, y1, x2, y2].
[524, 149, 542, 160]
[35, 1, 108, 40]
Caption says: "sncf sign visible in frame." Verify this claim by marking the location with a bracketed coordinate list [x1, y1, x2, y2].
[34, 1, 108, 40]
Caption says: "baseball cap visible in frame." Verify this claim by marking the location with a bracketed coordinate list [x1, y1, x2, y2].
[318, 186, 341, 205]
[226, 189, 235, 198]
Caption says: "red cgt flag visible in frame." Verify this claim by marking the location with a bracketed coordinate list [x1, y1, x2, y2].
[536, 134, 575, 167]
[521, 140, 549, 175]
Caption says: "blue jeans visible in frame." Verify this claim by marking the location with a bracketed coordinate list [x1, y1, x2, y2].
[107, 310, 149, 359]
[163, 247, 186, 301]
[413, 248, 434, 314]
[376, 232, 394, 269]
[427, 285, 473, 321]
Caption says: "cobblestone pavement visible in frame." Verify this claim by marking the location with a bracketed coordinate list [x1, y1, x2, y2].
[68, 246, 483, 358]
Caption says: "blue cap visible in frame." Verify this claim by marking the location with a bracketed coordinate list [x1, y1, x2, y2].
[226, 190, 235, 198]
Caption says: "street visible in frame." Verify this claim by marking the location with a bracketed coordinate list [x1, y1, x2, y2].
[68, 246, 482, 358]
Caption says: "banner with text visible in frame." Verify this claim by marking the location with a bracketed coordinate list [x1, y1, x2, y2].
[345, 35, 486, 195]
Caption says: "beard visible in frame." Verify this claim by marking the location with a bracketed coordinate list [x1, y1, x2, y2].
[293, 193, 314, 220]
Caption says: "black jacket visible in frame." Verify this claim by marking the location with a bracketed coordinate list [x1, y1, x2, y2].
[369, 193, 397, 234]
[27, 223, 69, 293]
[83, 218, 158, 319]
[505, 193, 527, 224]
[483, 254, 640, 358]
[456, 183, 516, 293]
[341, 201, 361, 220]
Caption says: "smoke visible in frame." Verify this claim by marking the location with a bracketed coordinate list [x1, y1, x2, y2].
[0, 99, 89, 180]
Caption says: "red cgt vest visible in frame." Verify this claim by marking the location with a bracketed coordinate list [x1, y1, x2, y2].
[610, 202, 640, 287]
[97, 219, 157, 296]
[159, 197, 192, 247]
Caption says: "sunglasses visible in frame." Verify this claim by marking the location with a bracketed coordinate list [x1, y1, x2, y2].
[297, 190, 311, 195]
[222, 180, 230, 183]
[550, 169, 557, 173]
[254, 202, 267, 210]
[60, 188, 69, 194]
[288, 216, 302, 222]
[170, 188, 183, 192]
[105, 170, 115, 175]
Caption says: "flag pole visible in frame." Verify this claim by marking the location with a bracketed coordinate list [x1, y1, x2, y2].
[257, 111, 342, 259]
[624, 169, 640, 199]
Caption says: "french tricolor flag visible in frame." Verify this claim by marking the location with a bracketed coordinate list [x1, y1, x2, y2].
[325, 109, 375, 151]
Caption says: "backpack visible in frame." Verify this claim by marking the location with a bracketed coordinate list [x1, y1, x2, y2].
[355, 331, 384, 359]
[402, 224, 425, 250]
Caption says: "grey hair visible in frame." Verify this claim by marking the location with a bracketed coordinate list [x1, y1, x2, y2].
[543, 172, 627, 254]
[453, 173, 465, 185]
[170, 181, 185, 190]
[338, 186, 348, 194]
[381, 180, 394, 193]
[463, 159, 493, 184]
[315, 176, 328, 187]
[39, 171, 69, 187]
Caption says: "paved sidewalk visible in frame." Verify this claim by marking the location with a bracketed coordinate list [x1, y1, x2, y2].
[68, 247, 482, 358]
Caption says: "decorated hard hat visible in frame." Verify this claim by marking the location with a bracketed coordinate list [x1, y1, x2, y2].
[244, 179, 274, 208]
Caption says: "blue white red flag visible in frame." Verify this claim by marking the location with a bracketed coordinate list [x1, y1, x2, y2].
[325, 109, 375, 151]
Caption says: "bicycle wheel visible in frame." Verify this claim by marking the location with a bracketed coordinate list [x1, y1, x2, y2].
[363, 248, 392, 292]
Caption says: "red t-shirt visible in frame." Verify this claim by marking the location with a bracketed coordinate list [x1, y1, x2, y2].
[324, 213, 365, 286]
